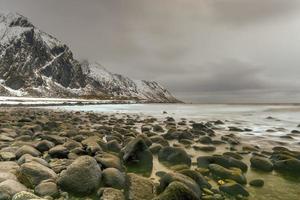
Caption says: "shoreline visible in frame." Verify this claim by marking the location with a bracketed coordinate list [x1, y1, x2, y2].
[0, 96, 183, 107]
[0, 107, 299, 199]
[1, 96, 300, 107]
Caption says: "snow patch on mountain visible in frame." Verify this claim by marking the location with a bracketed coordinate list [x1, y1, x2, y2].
[0, 79, 27, 96]
[82, 62, 179, 102]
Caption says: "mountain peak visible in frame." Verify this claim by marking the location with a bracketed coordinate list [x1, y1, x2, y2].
[0, 12, 33, 28]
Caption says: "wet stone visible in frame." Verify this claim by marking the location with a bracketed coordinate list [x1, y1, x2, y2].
[208, 164, 247, 184]
[219, 182, 249, 197]
[126, 173, 155, 200]
[158, 146, 191, 168]
[249, 179, 264, 187]
[57, 156, 101, 195]
[250, 156, 273, 172]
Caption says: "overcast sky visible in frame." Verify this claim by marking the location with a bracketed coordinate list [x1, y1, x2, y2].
[1, 0, 300, 103]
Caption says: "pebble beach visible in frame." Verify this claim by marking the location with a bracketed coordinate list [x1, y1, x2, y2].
[0, 105, 299, 200]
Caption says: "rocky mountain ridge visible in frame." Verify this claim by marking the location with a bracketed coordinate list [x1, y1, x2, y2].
[0, 12, 179, 103]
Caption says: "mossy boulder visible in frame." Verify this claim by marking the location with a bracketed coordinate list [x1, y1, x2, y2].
[95, 153, 123, 171]
[157, 172, 201, 198]
[0, 180, 27, 199]
[249, 179, 264, 187]
[219, 182, 249, 197]
[178, 169, 211, 189]
[153, 181, 199, 200]
[102, 168, 125, 189]
[250, 156, 273, 172]
[17, 162, 57, 188]
[274, 158, 300, 174]
[197, 155, 248, 172]
[98, 187, 125, 200]
[15, 145, 41, 159]
[126, 173, 155, 200]
[34, 181, 59, 197]
[158, 147, 191, 168]
[57, 156, 102, 196]
[120, 137, 153, 176]
[149, 144, 163, 154]
[12, 191, 41, 200]
[208, 164, 247, 184]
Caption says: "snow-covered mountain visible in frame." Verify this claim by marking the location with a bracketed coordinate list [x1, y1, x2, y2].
[82, 62, 178, 102]
[0, 12, 179, 103]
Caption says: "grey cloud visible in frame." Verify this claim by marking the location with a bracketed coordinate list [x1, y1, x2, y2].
[207, 0, 300, 26]
[179, 89, 300, 104]
[199, 60, 266, 92]
[159, 59, 267, 93]
[158, 58, 300, 103]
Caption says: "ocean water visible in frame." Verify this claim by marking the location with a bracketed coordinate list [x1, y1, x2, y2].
[50, 103, 300, 121]
[47, 103, 300, 200]
[51, 104, 300, 146]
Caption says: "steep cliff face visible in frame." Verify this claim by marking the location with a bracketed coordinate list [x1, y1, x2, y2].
[0, 12, 87, 97]
[82, 62, 179, 102]
[0, 12, 179, 102]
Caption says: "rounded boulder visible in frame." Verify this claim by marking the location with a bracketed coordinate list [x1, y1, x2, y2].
[57, 156, 101, 195]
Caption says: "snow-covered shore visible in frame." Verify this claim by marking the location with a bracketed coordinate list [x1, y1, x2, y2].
[0, 96, 137, 106]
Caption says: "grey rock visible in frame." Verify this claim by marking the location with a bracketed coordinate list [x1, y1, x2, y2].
[153, 125, 164, 132]
[57, 156, 101, 195]
[95, 153, 123, 170]
[158, 147, 191, 167]
[102, 168, 125, 189]
[81, 136, 103, 155]
[17, 154, 49, 167]
[0, 180, 27, 198]
[12, 191, 41, 200]
[48, 145, 69, 158]
[63, 139, 82, 150]
[49, 159, 72, 174]
[149, 136, 169, 146]
[35, 140, 55, 153]
[0, 152, 16, 161]
[197, 155, 248, 172]
[121, 137, 153, 176]
[0, 135, 14, 142]
[39, 135, 65, 145]
[34, 181, 59, 197]
[193, 145, 216, 152]
[0, 171, 17, 183]
[242, 144, 259, 152]
[154, 181, 199, 200]
[0, 161, 20, 173]
[126, 173, 155, 200]
[249, 179, 264, 187]
[250, 156, 273, 172]
[15, 145, 41, 159]
[17, 162, 57, 188]
[219, 182, 249, 197]
[291, 130, 300, 133]
[97, 188, 125, 200]
[223, 152, 243, 160]
[197, 136, 212, 144]
[274, 158, 300, 174]
[106, 140, 121, 153]
[149, 144, 163, 154]
[208, 164, 247, 184]
[157, 172, 201, 198]
[178, 169, 211, 189]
